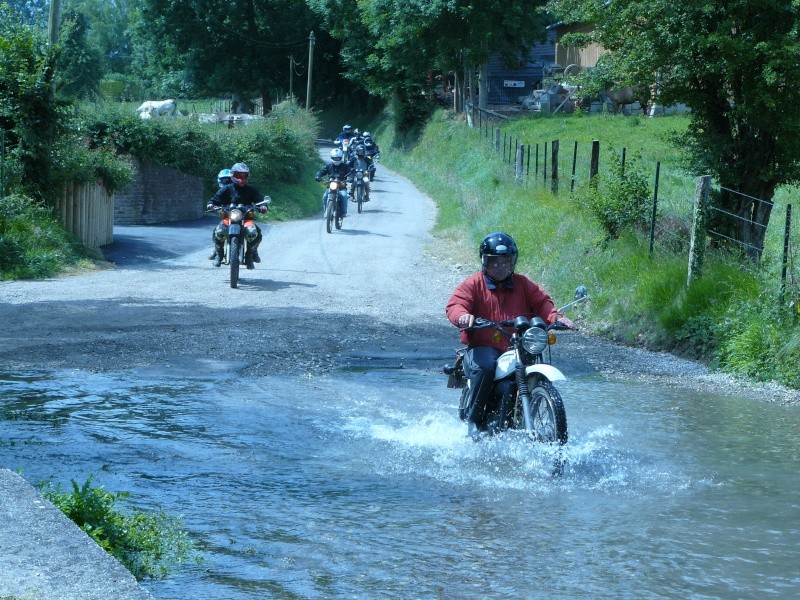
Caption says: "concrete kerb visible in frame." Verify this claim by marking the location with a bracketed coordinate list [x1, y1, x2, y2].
[0, 469, 154, 600]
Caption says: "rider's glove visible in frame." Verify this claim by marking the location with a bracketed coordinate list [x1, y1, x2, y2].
[258, 205, 268, 213]
[554, 316, 577, 330]
[315, 175, 321, 182]
[206, 203, 215, 211]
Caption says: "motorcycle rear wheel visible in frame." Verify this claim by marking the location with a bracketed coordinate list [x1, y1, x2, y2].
[325, 199, 334, 234]
[513, 378, 568, 445]
[229, 236, 241, 288]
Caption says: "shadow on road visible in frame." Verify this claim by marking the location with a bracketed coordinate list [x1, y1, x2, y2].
[102, 218, 216, 266]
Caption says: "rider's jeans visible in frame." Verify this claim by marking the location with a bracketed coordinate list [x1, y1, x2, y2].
[463, 346, 502, 427]
[320, 190, 349, 216]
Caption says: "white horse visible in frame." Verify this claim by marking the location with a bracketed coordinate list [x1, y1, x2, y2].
[136, 99, 177, 120]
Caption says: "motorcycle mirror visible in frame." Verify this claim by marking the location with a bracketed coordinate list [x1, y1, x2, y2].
[575, 285, 587, 300]
[263, 195, 272, 205]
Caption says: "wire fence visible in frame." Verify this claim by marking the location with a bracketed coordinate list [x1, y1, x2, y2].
[465, 117, 797, 309]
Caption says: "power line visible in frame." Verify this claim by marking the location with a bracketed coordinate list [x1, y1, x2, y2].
[217, 22, 309, 49]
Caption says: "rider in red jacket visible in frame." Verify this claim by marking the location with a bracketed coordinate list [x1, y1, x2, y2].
[445, 232, 573, 439]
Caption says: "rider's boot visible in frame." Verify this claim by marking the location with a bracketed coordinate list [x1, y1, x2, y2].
[209, 232, 219, 259]
[252, 249, 261, 263]
[212, 241, 224, 267]
[244, 249, 255, 270]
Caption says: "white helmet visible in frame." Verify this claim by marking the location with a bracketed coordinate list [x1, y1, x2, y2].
[330, 148, 343, 164]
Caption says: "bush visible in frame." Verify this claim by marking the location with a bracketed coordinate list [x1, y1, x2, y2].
[580, 149, 652, 239]
[0, 194, 94, 280]
[79, 99, 320, 195]
[41, 476, 199, 581]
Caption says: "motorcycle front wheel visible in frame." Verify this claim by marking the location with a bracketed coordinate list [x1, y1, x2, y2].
[513, 378, 568, 445]
[229, 236, 241, 288]
[325, 199, 334, 234]
[335, 201, 343, 230]
[357, 184, 364, 213]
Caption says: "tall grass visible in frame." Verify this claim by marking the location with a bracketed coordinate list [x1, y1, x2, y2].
[372, 108, 800, 389]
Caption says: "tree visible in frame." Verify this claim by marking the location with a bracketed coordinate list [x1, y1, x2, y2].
[547, 0, 800, 261]
[134, 0, 321, 107]
[308, 0, 551, 133]
[4, 0, 49, 27]
[56, 7, 104, 98]
[69, 0, 135, 75]
[0, 3, 64, 197]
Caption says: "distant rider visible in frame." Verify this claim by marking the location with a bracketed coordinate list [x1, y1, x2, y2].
[206, 162, 268, 269]
[335, 124, 354, 146]
[315, 148, 351, 218]
[445, 232, 575, 439]
[208, 168, 234, 259]
[362, 132, 379, 179]
[217, 168, 232, 188]
[348, 144, 373, 202]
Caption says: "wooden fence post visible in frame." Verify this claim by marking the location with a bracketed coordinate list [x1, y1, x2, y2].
[550, 139, 559, 195]
[589, 140, 600, 190]
[494, 127, 501, 153]
[515, 144, 524, 183]
[780, 204, 793, 307]
[649, 162, 661, 257]
[688, 175, 711, 286]
[570, 141, 578, 193]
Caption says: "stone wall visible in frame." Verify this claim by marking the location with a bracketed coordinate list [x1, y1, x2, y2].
[114, 158, 205, 225]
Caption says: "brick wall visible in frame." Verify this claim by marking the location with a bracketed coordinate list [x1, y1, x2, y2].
[114, 158, 205, 225]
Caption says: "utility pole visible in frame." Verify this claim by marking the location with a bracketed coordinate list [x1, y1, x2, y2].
[306, 31, 315, 110]
[47, 0, 61, 93]
[48, 0, 61, 46]
[289, 55, 294, 101]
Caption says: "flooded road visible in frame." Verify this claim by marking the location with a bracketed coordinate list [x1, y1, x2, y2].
[3, 364, 799, 599]
[2, 160, 799, 598]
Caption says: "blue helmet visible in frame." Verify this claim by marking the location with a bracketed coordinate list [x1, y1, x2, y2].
[217, 168, 232, 188]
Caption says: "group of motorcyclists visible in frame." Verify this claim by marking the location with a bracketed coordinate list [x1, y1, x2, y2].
[204, 128, 575, 442]
[207, 124, 380, 258]
[314, 125, 379, 218]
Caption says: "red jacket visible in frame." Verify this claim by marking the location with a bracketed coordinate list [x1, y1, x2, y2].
[446, 272, 557, 351]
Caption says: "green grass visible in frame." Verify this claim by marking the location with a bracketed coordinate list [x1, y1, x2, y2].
[372, 107, 800, 389]
[0, 194, 103, 280]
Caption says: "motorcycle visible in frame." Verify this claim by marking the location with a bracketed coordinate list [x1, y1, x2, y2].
[340, 137, 352, 162]
[443, 286, 588, 445]
[365, 150, 380, 181]
[322, 175, 347, 233]
[349, 158, 370, 213]
[207, 197, 270, 288]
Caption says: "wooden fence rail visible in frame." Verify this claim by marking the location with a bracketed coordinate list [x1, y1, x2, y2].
[54, 182, 114, 248]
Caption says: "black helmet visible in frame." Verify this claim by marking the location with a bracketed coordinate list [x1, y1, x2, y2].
[355, 144, 366, 157]
[479, 232, 518, 271]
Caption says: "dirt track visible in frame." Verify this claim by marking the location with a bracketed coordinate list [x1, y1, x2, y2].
[1, 163, 798, 408]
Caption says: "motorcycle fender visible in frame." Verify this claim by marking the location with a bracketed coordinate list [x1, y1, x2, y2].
[524, 363, 566, 382]
[228, 224, 242, 236]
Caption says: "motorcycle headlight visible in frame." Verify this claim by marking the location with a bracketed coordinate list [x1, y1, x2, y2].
[329, 182, 338, 191]
[521, 326, 548, 354]
[362, 175, 370, 182]
[229, 208, 244, 223]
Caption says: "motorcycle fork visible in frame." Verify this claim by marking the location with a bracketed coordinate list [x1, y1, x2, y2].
[513, 345, 535, 433]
